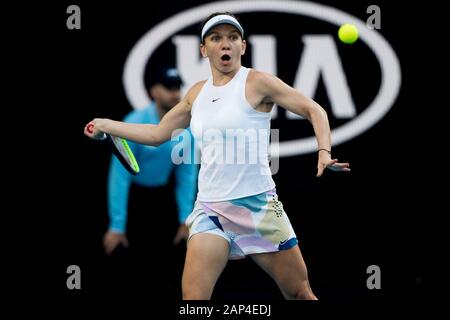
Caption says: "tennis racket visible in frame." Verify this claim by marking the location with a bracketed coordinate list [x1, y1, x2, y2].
[87, 124, 140, 175]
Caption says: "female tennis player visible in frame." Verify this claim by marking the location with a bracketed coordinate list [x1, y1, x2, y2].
[84, 12, 350, 300]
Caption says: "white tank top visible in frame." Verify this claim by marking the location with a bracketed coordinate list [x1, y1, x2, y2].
[190, 66, 275, 201]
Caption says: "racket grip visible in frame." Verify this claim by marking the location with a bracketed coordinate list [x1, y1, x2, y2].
[87, 123, 107, 140]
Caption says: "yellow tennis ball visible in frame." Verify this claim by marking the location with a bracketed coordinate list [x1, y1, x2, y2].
[338, 23, 359, 44]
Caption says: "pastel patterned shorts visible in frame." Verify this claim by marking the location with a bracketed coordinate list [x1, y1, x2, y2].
[185, 189, 298, 259]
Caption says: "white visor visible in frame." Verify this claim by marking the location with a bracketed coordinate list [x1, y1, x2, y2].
[201, 14, 244, 40]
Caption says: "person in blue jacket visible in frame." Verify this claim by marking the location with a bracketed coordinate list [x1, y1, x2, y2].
[101, 67, 198, 299]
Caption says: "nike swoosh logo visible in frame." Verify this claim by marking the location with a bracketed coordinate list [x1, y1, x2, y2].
[279, 239, 289, 245]
[212, 98, 221, 102]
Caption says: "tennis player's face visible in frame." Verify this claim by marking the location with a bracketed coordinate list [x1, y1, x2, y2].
[201, 24, 246, 72]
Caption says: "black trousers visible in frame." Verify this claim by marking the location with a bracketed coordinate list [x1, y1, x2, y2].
[100, 179, 186, 300]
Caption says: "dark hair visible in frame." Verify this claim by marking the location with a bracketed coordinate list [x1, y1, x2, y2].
[200, 12, 242, 44]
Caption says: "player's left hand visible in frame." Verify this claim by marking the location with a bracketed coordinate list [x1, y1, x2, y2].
[317, 157, 351, 177]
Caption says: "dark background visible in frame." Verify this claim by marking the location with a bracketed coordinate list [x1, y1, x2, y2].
[7, 0, 446, 310]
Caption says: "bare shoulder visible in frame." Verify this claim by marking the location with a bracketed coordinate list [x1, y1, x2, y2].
[247, 69, 283, 96]
[184, 80, 207, 109]
[248, 69, 278, 85]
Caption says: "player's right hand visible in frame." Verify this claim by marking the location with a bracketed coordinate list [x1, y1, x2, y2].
[84, 120, 105, 140]
[103, 230, 129, 255]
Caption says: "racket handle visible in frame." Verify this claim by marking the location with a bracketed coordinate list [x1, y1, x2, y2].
[87, 123, 107, 140]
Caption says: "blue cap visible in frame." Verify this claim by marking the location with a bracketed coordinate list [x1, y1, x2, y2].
[154, 67, 183, 89]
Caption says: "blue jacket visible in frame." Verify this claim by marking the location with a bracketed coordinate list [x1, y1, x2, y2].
[107, 103, 198, 233]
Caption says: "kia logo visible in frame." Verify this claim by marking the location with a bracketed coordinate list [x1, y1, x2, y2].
[123, 0, 401, 157]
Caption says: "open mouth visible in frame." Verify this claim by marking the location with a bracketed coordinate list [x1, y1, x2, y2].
[221, 54, 231, 61]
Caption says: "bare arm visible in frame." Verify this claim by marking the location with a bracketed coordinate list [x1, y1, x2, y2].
[84, 81, 205, 146]
[249, 70, 350, 176]
[250, 70, 331, 150]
